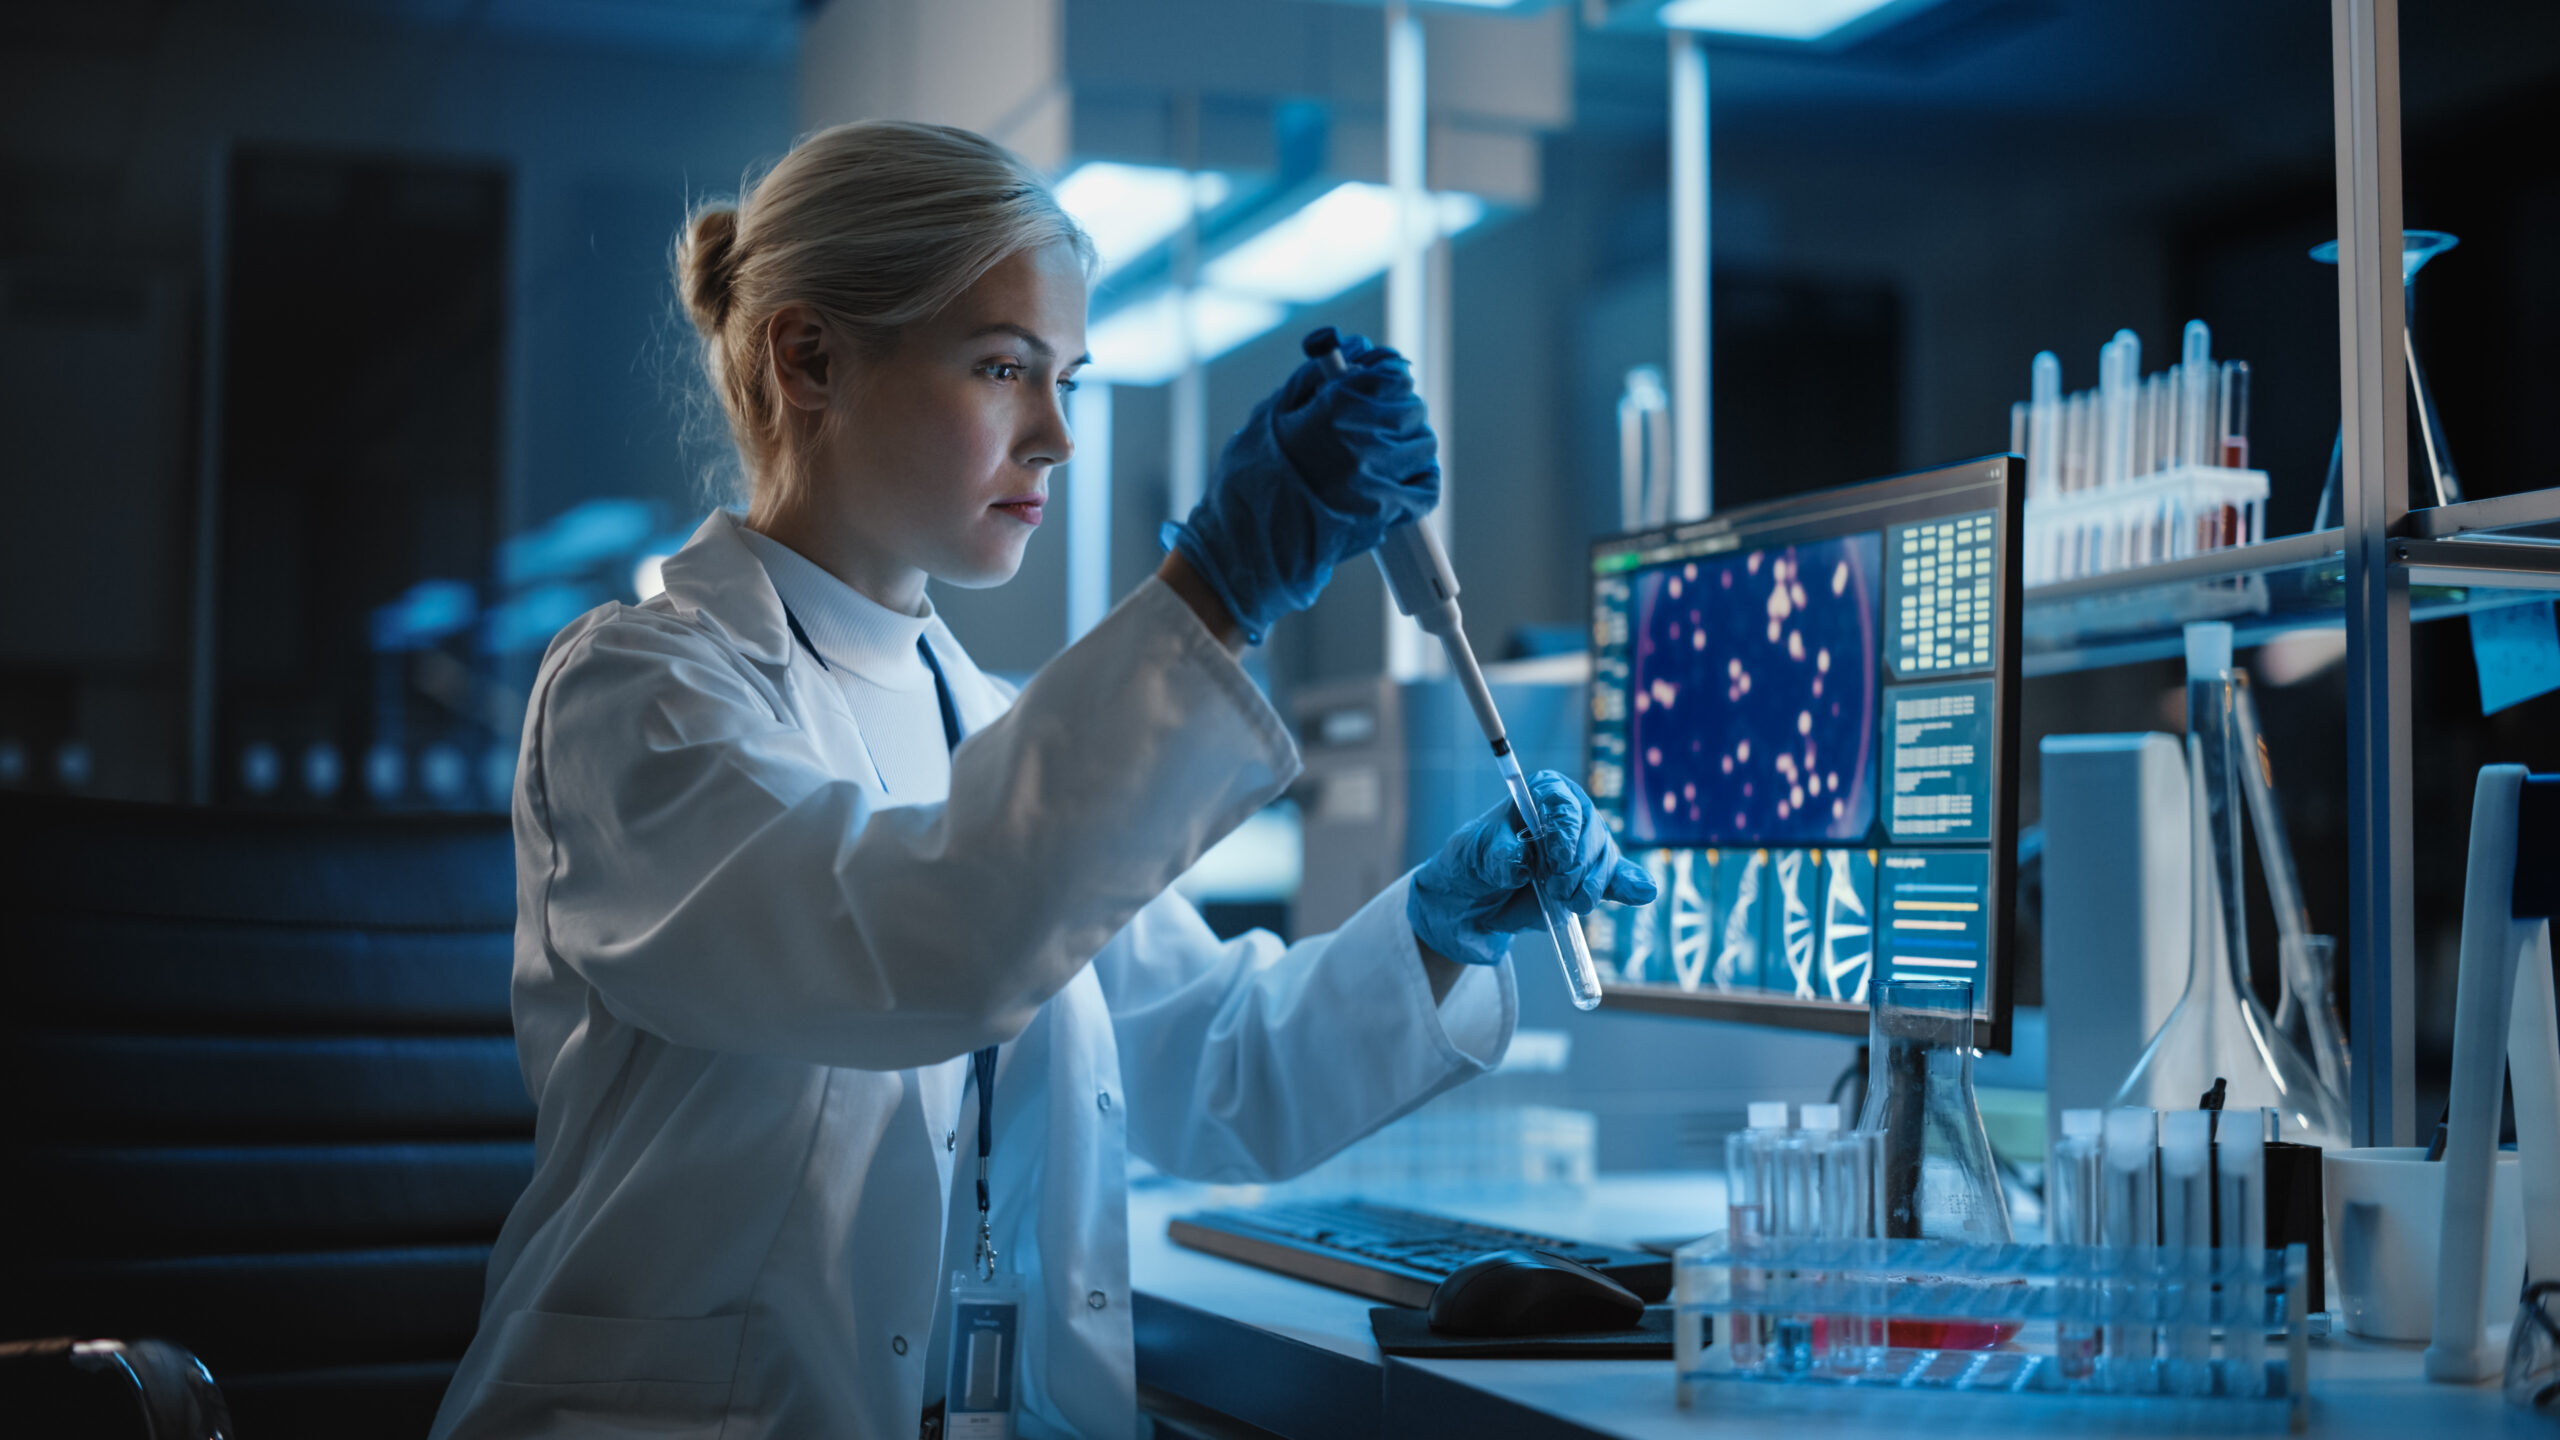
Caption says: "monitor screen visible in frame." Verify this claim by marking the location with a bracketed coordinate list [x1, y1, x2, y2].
[1585, 455, 2022, 1050]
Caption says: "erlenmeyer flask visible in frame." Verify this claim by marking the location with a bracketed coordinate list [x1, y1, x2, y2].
[1855, 977, 2010, 1243]
[2114, 625, 2349, 1149]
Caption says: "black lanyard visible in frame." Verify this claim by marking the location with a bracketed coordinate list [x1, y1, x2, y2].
[783, 604, 999, 1275]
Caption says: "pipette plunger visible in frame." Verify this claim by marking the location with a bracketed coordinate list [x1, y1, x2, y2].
[1301, 327, 1606, 1011]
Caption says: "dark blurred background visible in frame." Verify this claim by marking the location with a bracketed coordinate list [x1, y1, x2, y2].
[4, 0, 2558, 1150]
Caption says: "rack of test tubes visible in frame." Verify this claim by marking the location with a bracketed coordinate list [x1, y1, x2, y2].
[2013, 321, 2269, 587]
[1673, 1103, 2310, 1428]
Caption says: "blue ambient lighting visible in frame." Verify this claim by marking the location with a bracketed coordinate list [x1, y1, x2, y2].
[1054, 163, 1232, 279]
[1656, 0, 1930, 41]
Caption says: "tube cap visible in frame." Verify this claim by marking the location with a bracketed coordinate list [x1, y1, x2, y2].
[1798, 1103, 1841, 1134]
[2161, 1109, 2213, 1176]
[2061, 1108, 2103, 1139]
[1747, 1101, 1790, 1131]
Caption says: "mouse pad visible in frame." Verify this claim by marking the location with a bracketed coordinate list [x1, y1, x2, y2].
[1367, 1305, 1679, 1359]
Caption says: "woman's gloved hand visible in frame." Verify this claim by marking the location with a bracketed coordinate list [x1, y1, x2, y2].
[1162, 333, 1440, 644]
[1408, 770, 1659, 968]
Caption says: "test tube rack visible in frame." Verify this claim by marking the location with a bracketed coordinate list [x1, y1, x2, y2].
[1673, 1234, 2311, 1426]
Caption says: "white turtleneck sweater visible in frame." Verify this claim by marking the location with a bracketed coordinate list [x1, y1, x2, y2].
[736, 527, 954, 802]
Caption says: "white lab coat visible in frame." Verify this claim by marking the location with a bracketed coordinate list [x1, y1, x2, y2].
[428, 511, 1517, 1440]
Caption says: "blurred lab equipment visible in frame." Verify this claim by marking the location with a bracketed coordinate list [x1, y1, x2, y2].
[2040, 733, 2192, 1126]
[2323, 1146, 2525, 1344]
[2235, 671, 2354, 1100]
[2313, 231, 2463, 525]
[2112, 625, 2349, 1150]
[2015, 321, 2267, 585]
[1305, 328, 1611, 1011]
[2510, 1283, 2560, 1414]
[2048, 1108, 2103, 1380]
[2428, 765, 2560, 1384]
[1856, 978, 2010, 1245]
[1618, 366, 1672, 532]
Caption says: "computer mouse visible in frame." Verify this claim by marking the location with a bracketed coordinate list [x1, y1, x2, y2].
[1426, 1248, 1645, 1336]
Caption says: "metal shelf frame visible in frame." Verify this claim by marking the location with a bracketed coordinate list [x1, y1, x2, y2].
[2011, 5, 2560, 1146]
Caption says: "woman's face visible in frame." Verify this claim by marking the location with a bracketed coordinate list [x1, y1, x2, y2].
[799, 239, 1090, 600]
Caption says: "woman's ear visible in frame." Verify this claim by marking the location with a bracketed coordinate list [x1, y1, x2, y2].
[767, 304, 833, 413]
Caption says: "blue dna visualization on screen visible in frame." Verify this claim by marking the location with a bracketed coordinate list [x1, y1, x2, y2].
[1585, 457, 2018, 1037]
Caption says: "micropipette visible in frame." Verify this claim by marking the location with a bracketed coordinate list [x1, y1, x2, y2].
[1302, 326, 1607, 1011]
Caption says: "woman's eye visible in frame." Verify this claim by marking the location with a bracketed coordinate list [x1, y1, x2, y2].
[981, 361, 1023, 382]
[1059, 375, 1080, 395]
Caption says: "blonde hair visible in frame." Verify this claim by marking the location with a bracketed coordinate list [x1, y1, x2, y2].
[675, 121, 1092, 524]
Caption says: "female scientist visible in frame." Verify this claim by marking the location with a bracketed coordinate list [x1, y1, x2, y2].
[430, 120, 1653, 1440]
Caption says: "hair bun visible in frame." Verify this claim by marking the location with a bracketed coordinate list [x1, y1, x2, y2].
[681, 206, 741, 334]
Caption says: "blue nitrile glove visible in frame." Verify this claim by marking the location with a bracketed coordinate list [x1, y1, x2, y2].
[1408, 770, 1659, 968]
[1162, 332, 1440, 644]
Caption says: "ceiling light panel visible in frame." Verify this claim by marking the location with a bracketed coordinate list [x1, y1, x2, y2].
[1085, 290, 1288, 387]
[1054, 163, 1232, 279]
[1655, 0, 1917, 41]
[1202, 182, 1485, 304]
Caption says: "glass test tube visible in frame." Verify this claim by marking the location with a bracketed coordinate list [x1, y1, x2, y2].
[1774, 1103, 1838, 1375]
[2102, 1106, 2160, 1394]
[1725, 1101, 1789, 1372]
[2049, 1108, 2106, 1383]
[2181, 320, 2216, 469]
[2161, 1109, 2216, 1395]
[1819, 1126, 1882, 1375]
[2030, 351, 2062, 499]
[2219, 1109, 2270, 1397]
[2219, 360, 2252, 470]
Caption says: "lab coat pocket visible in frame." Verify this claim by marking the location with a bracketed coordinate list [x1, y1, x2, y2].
[489, 1307, 747, 1391]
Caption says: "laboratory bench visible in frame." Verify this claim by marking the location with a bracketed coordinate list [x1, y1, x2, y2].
[1128, 1173, 2535, 1440]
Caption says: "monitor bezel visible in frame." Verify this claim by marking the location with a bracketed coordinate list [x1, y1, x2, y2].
[1585, 453, 2023, 1054]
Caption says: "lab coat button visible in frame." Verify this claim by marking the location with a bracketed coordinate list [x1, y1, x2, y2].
[1087, 1290, 1107, 1310]
[892, 1335, 908, 1356]
[946, 1130, 957, 1151]
[1097, 1089, 1112, 1112]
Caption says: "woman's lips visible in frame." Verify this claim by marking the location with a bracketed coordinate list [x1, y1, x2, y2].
[991, 497, 1044, 527]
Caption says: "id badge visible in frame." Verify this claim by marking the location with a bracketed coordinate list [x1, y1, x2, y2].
[942, 1269, 1024, 1439]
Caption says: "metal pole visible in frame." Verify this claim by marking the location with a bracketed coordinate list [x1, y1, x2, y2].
[1065, 383, 1113, 643]
[1385, 0, 1438, 679]
[1167, 94, 1205, 528]
[2332, 0, 2416, 1147]
[1669, 30, 1710, 522]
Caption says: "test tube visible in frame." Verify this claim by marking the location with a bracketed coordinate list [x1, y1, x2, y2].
[1775, 1104, 1838, 1375]
[2029, 351, 2062, 499]
[2049, 1108, 2105, 1383]
[2099, 329, 2141, 491]
[2134, 371, 2161, 481]
[2160, 1109, 2216, 1395]
[2219, 1109, 2270, 1397]
[1818, 1125, 1882, 1376]
[2102, 1106, 2160, 1394]
[2219, 359, 2252, 470]
[2181, 320, 2215, 470]
[1726, 1101, 1790, 1372]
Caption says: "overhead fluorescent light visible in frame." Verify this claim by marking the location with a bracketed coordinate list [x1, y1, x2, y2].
[1656, 0, 1934, 42]
[1085, 290, 1287, 387]
[1203, 182, 1485, 304]
[1054, 162, 1232, 279]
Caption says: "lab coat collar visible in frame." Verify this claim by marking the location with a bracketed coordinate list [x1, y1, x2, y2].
[658, 509, 1010, 734]
[654, 510, 794, 668]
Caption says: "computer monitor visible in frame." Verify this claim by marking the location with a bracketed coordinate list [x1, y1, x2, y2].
[1585, 454, 2022, 1052]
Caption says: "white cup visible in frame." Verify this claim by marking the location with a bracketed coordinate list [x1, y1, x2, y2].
[2322, 1146, 2524, 1342]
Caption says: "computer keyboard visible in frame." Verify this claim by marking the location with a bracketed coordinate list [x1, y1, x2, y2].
[1167, 1197, 1672, 1309]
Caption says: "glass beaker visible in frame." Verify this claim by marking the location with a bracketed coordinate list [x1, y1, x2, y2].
[1856, 977, 2014, 1350]
[2114, 626, 2350, 1149]
[1856, 977, 2010, 1242]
